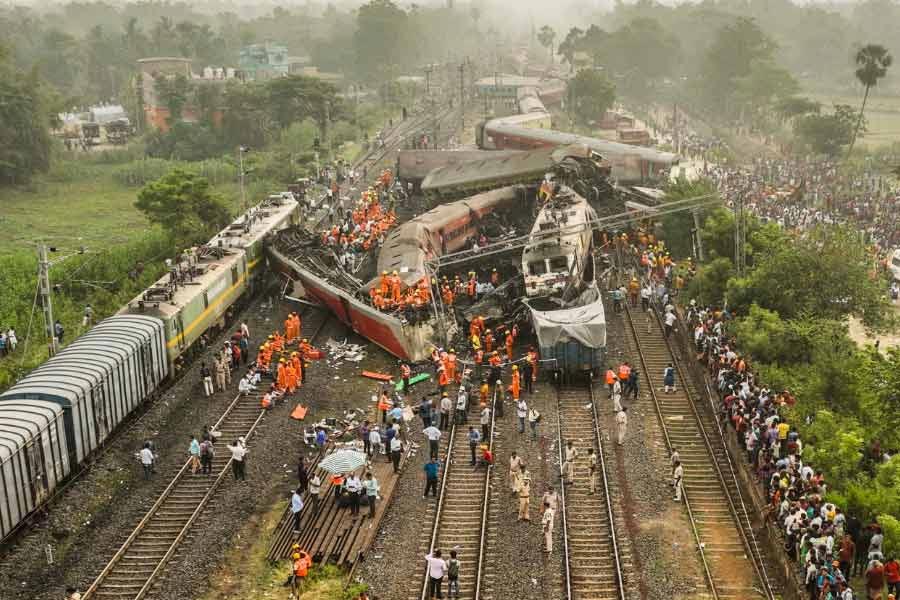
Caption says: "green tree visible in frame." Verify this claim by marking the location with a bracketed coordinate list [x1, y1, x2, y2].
[847, 43, 892, 156]
[727, 224, 889, 327]
[568, 69, 616, 126]
[538, 25, 556, 63]
[0, 46, 52, 185]
[660, 178, 719, 258]
[155, 73, 191, 125]
[699, 17, 777, 119]
[557, 26, 583, 71]
[134, 169, 230, 245]
[794, 104, 860, 157]
[353, 0, 409, 85]
[265, 75, 339, 136]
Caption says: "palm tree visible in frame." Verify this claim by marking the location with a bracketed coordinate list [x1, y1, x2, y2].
[847, 43, 892, 157]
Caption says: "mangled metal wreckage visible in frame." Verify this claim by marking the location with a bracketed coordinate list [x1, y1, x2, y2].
[268, 145, 612, 367]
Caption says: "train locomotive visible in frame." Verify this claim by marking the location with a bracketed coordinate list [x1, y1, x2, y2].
[0, 193, 299, 540]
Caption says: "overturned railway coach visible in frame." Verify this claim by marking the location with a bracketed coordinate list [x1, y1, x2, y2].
[0, 194, 299, 541]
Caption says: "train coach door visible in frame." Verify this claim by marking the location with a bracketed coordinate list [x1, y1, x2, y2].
[93, 383, 110, 441]
[25, 440, 49, 504]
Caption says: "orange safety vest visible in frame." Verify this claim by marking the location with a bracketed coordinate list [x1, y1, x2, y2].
[511, 371, 520, 398]
[618, 364, 631, 381]
[294, 553, 310, 577]
[605, 369, 616, 385]
[438, 369, 449, 386]
[475, 349, 484, 365]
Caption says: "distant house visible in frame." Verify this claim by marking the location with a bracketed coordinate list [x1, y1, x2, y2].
[239, 43, 289, 80]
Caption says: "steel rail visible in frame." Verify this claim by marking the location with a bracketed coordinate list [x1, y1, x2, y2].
[586, 378, 627, 600]
[554, 378, 574, 600]
[418, 419, 458, 600]
[418, 382, 495, 600]
[663, 311, 777, 600]
[82, 307, 331, 600]
[133, 407, 267, 599]
[622, 304, 720, 600]
[81, 388, 247, 600]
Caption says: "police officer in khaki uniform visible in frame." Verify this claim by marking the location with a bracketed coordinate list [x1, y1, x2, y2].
[508, 452, 522, 493]
[517, 464, 531, 521]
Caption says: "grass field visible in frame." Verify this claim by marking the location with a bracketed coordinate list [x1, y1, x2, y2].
[0, 162, 244, 255]
[809, 91, 900, 148]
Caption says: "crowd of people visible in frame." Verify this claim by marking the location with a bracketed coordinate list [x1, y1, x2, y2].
[709, 156, 900, 258]
[684, 301, 896, 600]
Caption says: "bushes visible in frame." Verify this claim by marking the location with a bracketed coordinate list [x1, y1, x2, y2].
[0, 232, 171, 390]
[112, 157, 237, 187]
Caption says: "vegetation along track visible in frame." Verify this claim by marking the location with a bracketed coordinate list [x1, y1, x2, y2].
[623, 304, 776, 600]
[556, 381, 630, 600]
[415, 392, 495, 600]
[81, 307, 331, 600]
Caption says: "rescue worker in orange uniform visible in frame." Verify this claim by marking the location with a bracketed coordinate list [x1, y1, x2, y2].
[618, 362, 631, 383]
[446, 349, 458, 384]
[442, 284, 454, 307]
[285, 316, 295, 343]
[291, 352, 303, 389]
[510, 364, 521, 400]
[390, 271, 402, 304]
[467, 272, 477, 300]
[437, 364, 449, 394]
[484, 329, 494, 353]
[605, 367, 617, 395]
[505, 330, 514, 360]
[277, 358, 288, 392]
[474, 348, 484, 376]
[380, 271, 390, 296]
[289, 548, 312, 594]
[285, 362, 297, 394]
[470, 315, 485, 338]
[293, 312, 302, 340]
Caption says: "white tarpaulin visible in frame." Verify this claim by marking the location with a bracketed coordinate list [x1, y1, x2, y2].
[526, 285, 607, 349]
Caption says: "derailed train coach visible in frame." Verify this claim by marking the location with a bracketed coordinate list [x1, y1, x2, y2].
[0, 194, 299, 540]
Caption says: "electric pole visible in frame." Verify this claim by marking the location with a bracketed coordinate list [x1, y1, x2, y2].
[692, 209, 705, 263]
[37, 243, 58, 355]
[238, 145, 248, 211]
[459, 61, 466, 131]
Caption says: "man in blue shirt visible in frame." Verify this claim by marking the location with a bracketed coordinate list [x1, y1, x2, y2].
[423, 458, 439, 498]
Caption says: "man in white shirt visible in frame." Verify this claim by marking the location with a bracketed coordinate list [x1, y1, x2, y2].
[345, 474, 362, 516]
[238, 374, 255, 395]
[369, 426, 382, 457]
[139, 442, 154, 479]
[664, 310, 677, 338]
[673, 460, 684, 501]
[227, 440, 248, 480]
[390, 435, 403, 473]
[424, 550, 447, 599]
[439, 394, 452, 430]
[480, 405, 491, 442]
[423, 425, 442, 461]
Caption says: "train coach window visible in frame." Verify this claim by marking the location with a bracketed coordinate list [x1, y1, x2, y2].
[549, 257, 569, 271]
[528, 261, 547, 276]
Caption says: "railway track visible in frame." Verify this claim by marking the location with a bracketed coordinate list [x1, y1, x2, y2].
[82, 307, 331, 600]
[623, 304, 776, 600]
[415, 395, 494, 600]
[556, 382, 629, 600]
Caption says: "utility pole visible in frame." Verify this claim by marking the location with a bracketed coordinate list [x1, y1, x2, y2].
[238, 145, 248, 212]
[459, 61, 466, 131]
[735, 191, 746, 275]
[673, 102, 679, 156]
[37, 243, 58, 355]
[692, 209, 705, 263]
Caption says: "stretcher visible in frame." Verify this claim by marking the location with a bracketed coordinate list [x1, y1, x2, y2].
[361, 371, 393, 382]
[394, 372, 430, 391]
[290, 404, 308, 420]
